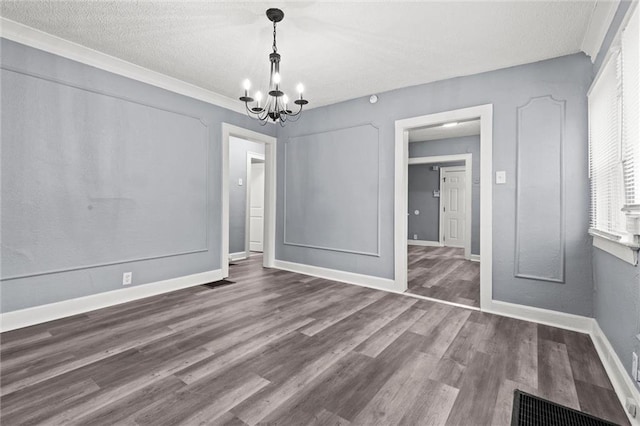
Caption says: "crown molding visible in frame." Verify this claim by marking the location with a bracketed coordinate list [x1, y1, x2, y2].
[0, 18, 245, 114]
[581, 0, 621, 62]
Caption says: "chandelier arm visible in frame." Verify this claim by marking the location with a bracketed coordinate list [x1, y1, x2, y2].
[286, 103, 305, 117]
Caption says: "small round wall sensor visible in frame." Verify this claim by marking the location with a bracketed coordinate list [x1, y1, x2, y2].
[369, 95, 378, 104]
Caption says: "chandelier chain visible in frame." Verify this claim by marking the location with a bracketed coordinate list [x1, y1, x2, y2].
[272, 21, 277, 53]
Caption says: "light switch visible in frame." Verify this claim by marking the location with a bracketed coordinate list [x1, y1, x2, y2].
[238, 178, 243, 186]
[496, 171, 506, 184]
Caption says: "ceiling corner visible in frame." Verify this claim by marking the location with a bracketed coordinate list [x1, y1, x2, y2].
[580, 0, 620, 62]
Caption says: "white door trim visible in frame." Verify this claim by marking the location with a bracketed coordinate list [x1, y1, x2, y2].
[222, 124, 276, 277]
[395, 104, 493, 309]
[245, 152, 266, 258]
[439, 164, 471, 257]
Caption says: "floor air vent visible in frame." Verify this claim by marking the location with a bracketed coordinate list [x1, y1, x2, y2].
[201, 279, 235, 289]
[511, 390, 619, 426]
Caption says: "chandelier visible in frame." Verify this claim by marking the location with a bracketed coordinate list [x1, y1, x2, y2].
[239, 8, 308, 125]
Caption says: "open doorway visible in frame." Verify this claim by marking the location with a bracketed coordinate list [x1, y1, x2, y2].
[222, 124, 276, 279]
[247, 153, 265, 254]
[406, 121, 480, 307]
[394, 104, 492, 310]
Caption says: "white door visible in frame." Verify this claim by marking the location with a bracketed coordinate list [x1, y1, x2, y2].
[441, 169, 466, 248]
[249, 162, 265, 252]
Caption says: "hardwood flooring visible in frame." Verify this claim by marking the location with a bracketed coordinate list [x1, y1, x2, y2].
[407, 245, 480, 308]
[0, 255, 629, 425]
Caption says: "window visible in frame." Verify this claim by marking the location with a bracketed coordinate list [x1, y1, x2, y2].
[588, 4, 640, 264]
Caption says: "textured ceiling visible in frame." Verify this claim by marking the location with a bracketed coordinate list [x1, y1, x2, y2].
[409, 119, 480, 142]
[0, 1, 596, 109]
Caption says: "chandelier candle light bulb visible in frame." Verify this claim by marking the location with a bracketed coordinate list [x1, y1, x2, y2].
[239, 8, 309, 125]
[253, 91, 263, 112]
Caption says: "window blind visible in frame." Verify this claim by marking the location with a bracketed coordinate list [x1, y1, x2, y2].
[622, 6, 639, 207]
[589, 50, 625, 235]
[589, 4, 640, 241]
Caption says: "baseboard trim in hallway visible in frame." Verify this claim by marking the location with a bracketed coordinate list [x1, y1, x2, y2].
[0, 268, 224, 333]
[229, 251, 248, 261]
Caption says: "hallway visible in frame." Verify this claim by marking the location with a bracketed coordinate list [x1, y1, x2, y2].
[407, 246, 480, 308]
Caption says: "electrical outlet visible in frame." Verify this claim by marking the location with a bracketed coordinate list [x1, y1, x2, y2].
[413, 234, 418, 240]
[122, 272, 132, 286]
[627, 397, 637, 418]
[633, 352, 638, 382]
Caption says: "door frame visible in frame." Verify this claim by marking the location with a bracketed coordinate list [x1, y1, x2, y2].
[395, 104, 492, 309]
[245, 152, 266, 258]
[439, 164, 472, 256]
[222, 123, 276, 278]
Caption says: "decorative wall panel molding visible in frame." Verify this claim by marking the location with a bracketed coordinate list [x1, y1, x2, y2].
[284, 124, 381, 256]
[514, 95, 565, 283]
[1, 66, 210, 280]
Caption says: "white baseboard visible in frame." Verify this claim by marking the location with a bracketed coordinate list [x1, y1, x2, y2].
[485, 300, 594, 333]
[229, 252, 248, 261]
[408, 240, 442, 247]
[591, 321, 640, 425]
[272, 260, 399, 293]
[0, 269, 223, 332]
[470, 254, 480, 262]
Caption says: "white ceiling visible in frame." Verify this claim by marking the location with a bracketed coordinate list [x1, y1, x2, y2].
[409, 119, 480, 142]
[0, 1, 597, 109]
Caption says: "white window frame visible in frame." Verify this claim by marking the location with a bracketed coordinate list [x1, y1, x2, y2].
[588, 2, 640, 265]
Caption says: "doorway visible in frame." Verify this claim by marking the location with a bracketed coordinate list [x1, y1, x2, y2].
[247, 153, 265, 253]
[395, 104, 492, 310]
[406, 131, 478, 307]
[222, 123, 276, 279]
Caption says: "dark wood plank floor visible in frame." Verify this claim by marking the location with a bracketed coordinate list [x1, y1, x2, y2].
[0, 255, 629, 425]
[407, 245, 480, 308]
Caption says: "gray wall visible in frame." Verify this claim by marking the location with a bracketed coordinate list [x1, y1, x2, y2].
[0, 39, 274, 313]
[409, 135, 480, 255]
[284, 124, 380, 256]
[591, 0, 639, 391]
[276, 52, 594, 316]
[408, 161, 464, 245]
[228, 136, 264, 254]
[593, 248, 640, 392]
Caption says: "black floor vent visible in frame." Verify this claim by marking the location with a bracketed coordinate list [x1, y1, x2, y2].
[511, 391, 619, 426]
[201, 279, 235, 289]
